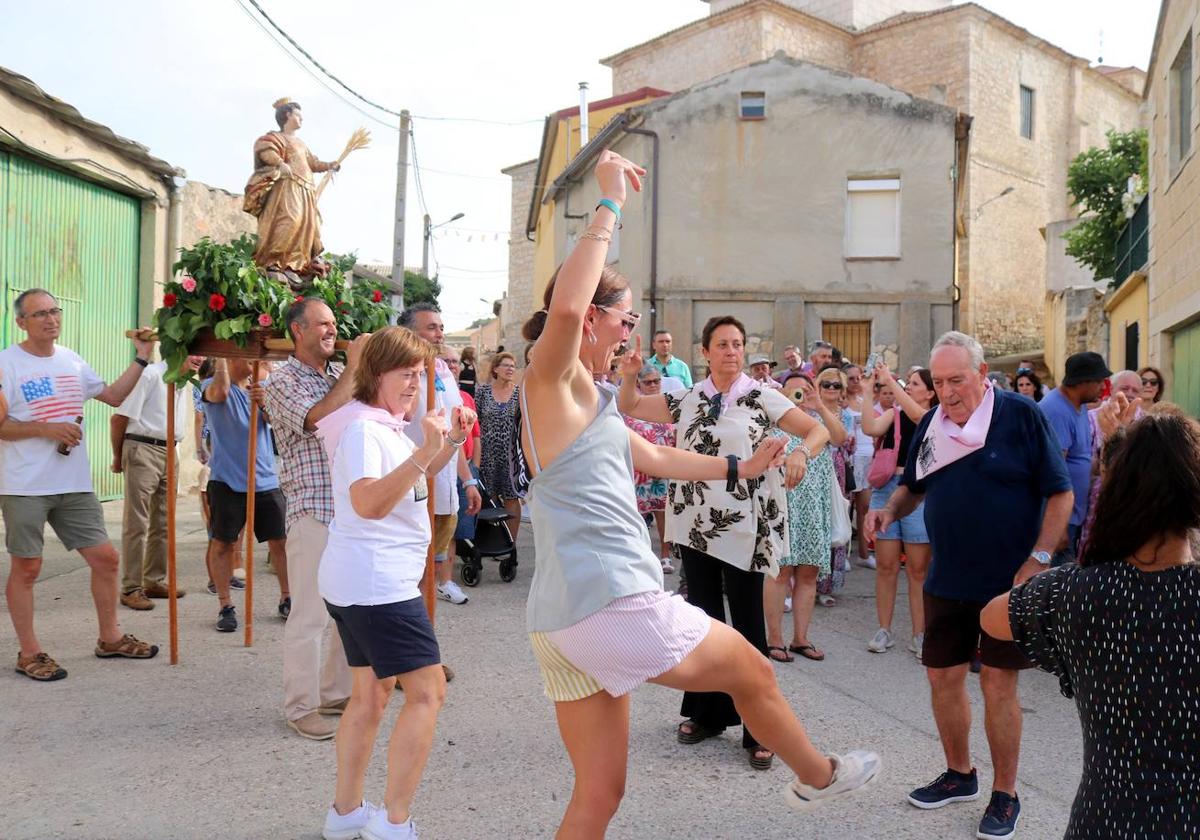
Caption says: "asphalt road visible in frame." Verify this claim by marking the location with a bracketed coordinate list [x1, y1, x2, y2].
[0, 499, 1082, 839]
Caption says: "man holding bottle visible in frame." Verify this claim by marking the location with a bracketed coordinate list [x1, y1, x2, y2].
[0, 288, 160, 682]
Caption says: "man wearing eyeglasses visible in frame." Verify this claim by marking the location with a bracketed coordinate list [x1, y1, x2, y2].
[0, 288, 160, 681]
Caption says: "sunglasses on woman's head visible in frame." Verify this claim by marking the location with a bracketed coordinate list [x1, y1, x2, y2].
[820, 382, 844, 391]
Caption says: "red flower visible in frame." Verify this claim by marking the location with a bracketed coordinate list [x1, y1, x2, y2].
[208, 293, 226, 312]
[371, 289, 383, 303]
[294, 295, 305, 303]
[162, 292, 178, 308]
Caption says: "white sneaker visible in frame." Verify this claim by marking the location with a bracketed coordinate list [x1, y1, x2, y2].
[661, 556, 675, 574]
[867, 628, 894, 653]
[323, 800, 377, 840]
[436, 581, 469, 605]
[858, 554, 877, 569]
[909, 633, 924, 659]
[817, 594, 836, 607]
[783, 596, 793, 613]
[782, 750, 882, 813]
[362, 809, 419, 840]
[233, 566, 247, 580]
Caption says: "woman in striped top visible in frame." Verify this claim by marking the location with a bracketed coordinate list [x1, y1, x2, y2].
[518, 150, 880, 838]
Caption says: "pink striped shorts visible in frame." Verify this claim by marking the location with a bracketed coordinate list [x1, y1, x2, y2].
[530, 590, 712, 702]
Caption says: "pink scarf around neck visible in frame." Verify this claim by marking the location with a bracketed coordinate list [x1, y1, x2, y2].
[914, 383, 994, 480]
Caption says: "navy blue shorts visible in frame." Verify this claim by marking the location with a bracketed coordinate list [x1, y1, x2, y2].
[325, 596, 441, 679]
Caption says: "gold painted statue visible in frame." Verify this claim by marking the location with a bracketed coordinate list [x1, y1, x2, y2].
[243, 98, 339, 286]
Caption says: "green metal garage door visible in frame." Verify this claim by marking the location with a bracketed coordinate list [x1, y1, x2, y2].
[1, 150, 141, 500]
[1173, 320, 1200, 420]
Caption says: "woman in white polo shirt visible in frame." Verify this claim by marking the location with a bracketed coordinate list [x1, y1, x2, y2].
[314, 326, 475, 840]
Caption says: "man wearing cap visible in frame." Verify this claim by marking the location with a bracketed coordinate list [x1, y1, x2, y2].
[747, 354, 782, 390]
[1038, 351, 1110, 566]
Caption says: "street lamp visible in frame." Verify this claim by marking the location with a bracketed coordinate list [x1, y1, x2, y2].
[423, 212, 465, 277]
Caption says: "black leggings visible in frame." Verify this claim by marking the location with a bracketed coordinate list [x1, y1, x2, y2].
[677, 545, 767, 750]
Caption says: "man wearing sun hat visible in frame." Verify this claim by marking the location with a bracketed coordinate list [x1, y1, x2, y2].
[747, 354, 783, 390]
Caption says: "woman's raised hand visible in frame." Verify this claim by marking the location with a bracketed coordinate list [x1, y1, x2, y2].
[594, 150, 646, 208]
[620, 334, 646, 380]
[419, 408, 450, 460]
[451, 405, 477, 443]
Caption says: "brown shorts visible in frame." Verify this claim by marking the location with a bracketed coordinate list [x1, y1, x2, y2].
[432, 514, 457, 562]
[922, 591, 1031, 671]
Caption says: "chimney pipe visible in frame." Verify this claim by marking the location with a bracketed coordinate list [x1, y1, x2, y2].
[578, 82, 589, 156]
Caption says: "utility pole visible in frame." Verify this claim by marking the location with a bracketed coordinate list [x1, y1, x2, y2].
[422, 213, 431, 278]
[391, 109, 411, 321]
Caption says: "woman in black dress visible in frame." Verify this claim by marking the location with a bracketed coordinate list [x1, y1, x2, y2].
[458, 346, 477, 398]
[982, 409, 1200, 838]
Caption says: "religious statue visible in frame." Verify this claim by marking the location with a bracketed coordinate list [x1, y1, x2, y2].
[243, 98, 348, 288]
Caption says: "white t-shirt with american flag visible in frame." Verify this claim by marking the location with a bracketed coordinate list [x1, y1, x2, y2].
[0, 344, 105, 495]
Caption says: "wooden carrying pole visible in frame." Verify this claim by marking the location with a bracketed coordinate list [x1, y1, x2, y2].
[166, 383, 179, 664]
[421, 358, 437, 623]
[244, 360, 260, 646]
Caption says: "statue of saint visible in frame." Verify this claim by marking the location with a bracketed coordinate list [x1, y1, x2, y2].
[243, 98, 340, 286]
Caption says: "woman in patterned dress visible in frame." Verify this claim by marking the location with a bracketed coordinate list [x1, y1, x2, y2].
[623, 365, 677, 574]
[475, 351, 524, 540]
[618, 317, 831, 771]
[815, 366, 855, 606]
[763, 372, 842, 662]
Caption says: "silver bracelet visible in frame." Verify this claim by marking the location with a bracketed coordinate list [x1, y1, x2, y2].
[795, 441, 812, 459]
[409, 457, 429, 475]
[448, 435, 467, 448]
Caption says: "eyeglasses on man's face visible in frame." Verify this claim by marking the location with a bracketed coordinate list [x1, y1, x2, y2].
[23, 307, 63, 320]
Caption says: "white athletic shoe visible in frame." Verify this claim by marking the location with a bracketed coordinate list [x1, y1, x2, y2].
[436, 581, 469, 605]
[784, 596, 793, 613]
[661, 556, 675, 574]
[361, 809, 419, 840]
[909, 633, 925, 660]
[782, 750, 882, 813]
[323, 800, 378, 840]
[867, 628, 894, 653]
[858, 554, 877, 569]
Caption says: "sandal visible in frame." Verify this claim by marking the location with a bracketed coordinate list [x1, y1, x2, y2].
[747, 746, 775, 771]
[16, 651, 67, 681]
[767, 646, 794, 663]
[95, 634, 159, 659]
[677, 719, 724, 744]
[789, 643, 825, 661]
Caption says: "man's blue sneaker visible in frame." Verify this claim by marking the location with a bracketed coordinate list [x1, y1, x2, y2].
[907, 768, 980, 809]
[977, 791, 1020, 839]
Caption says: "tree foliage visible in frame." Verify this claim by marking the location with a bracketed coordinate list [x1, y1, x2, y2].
[1063, 128, 1149, 282]
[404, 270, 442, 306]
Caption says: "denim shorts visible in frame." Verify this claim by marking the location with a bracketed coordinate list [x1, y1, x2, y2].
[868, 474, 929, 544]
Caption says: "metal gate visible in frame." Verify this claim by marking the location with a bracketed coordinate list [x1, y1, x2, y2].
[1173, 320, 1200, 420]
[823, 320, 872, 368]
[1, 151, 141, 500]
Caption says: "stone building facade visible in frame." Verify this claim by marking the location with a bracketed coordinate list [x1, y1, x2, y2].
[499, 159, 537, 354]
[549, 56, 959, 376]
[597, 0, 1146, 357]
[1144, 0, 1200, 416]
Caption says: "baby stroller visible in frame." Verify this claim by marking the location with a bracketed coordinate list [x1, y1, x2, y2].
[456, 478, 518, 587]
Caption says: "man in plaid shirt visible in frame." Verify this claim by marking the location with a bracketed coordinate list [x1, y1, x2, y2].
[265, 299, 370, 740]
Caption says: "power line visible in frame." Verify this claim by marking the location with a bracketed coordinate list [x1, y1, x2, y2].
[242, 0, 403, 119]
[411, 114, 544, 126]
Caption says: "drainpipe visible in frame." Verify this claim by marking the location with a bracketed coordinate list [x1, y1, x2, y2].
[624, 126, 660, 336]
[951, 114, 973, 333]
[166, 176, 183, 279]
[578, 82, 589, 156]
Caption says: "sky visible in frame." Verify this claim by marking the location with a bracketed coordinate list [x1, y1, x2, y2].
[0, 1, 1160, 330]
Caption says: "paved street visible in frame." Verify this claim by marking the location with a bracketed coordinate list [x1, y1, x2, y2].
[1, 498, 1082, 839]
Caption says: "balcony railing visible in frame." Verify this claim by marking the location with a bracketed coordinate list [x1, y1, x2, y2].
[1113, 195, 1148, 288]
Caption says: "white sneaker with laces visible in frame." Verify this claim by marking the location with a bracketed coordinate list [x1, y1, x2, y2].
[323, 800, 377, 840]
[909, 633, 924, 659]
[858, 554, 877, 569]
[436, 581, 469, 605]
[783, 596, 793, 613]
[782, 750, 882, 813]
[867, 628, 894, 653]
[362, 809, 419, 840]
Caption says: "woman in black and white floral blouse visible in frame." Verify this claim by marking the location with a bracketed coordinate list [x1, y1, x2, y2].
[619, 316, 829, 771]
[982, 410, 1200, 838]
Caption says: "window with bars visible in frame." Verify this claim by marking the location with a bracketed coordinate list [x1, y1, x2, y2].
[1020, 85, 1035, 140]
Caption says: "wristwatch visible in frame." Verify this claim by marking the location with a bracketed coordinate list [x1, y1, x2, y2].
[1030, 550, 1052, 566]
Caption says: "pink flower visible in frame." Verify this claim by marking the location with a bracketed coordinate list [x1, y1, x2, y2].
[181, 276, 197, 293]
[258, 313, 273, 327]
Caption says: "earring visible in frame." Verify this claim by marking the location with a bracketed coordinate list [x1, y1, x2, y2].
[587, 331, 597, 345]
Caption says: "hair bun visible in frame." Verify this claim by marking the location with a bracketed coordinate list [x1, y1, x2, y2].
[272, 97, 292, 109]
[522, 309, 549, 342]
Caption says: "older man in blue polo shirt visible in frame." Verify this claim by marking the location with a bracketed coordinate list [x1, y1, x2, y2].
[866, 331, 1073, 840]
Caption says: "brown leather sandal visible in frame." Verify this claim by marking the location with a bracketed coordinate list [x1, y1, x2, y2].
[16, 652, 67, 681]
[95, 634, 159, 659]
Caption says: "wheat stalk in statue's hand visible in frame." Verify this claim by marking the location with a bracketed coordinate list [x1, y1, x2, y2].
[315, 127, 371, 201]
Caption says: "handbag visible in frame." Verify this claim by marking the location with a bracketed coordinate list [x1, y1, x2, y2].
[829, 477, 852, 548]
[866, 408, 902, 489]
